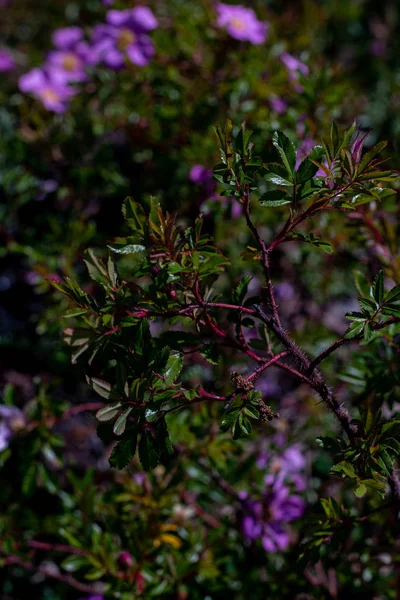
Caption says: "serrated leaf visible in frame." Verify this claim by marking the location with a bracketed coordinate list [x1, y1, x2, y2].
[331, 461, 356, 478]
[272, 131, 296, 175]
[200, 344, 221, 365]
[353, 270, 371, 297]
[259, 190, 291, 207]
[371, 270, 384, 304]
[164, 353, 184, 384]
[354, 483, 367, 498]
[122, 197, 146, 232]
[384, 285, 400, 303]
[233, 275, 253, 305]
[357, 140, 387, 175]
[296, 146, 325, 184]
[139, 431, 160, 470]
[109, 432, 138, 469]
[83, 248, 108, 285]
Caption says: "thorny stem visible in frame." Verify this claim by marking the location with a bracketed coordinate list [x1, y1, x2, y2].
[241, 184, 281, 327]
[253, 304, 358, 441]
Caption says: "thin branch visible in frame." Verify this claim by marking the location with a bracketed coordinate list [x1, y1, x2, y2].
[245, 352, 288, 383]
[242, 186, 281, 326]
[1, 552, 100, 595]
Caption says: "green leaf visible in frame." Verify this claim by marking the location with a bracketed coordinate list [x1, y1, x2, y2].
[90, 378, 121, 401]
[371, 270, 384, 304]
[233, 275, 253, 305]
[139, 431, 160, 470]
[233, 122, 253, 157]
[157, 331, 200, 349]
[259, 190, 292, 207]
[357, 140, 387, 175]
[61, 555, 89, 573]
[331, 461, 357, 478]
[122, 197, 146, 233]
[108, 243, 146, 254]
[113, 407, 134, 436]
[109, 432, 138, 469]
[363, 322, 374, 342]
[83, 248, 108, 285]
[296, 146, 325, 184]
[263, 162, 293, 186]
[164, 353, 184, 384]
[96, 402, 122, 422]
[381, 305, 400, 317]
[62, 308, 88, 318]
[384, 284, 400, 303]
[353, 483, 367, 498]
[344, 321, 365, 339]
[358, 298, 377, 314]
[272, 131, 296, 175]
[353, 270, 371, 297]
[220, 410, 238, 433]
[157, 419, 174, 456]
[200, 344, 221, 365]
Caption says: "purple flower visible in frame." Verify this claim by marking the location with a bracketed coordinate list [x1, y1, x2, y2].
[280, 52, 309, 76]
[269, 96, 287, 114]
[52, 27, 84, 50]
[0, 405, 25, 452]
[19, 67, 77, 113]
[91, 7, 158, 68]
[0, 49, 15, 72]
[48, 27, 92, 82]
[216, 3, 268, 44]
[189, 164, 213, 185]
[241, 477, 305, 552]
[275, 282, 295, 300]
[46, 49, 89, 83]
[190, 164, 216, 197]
[78, 596, 104, 600]
[296, 136, 315, 168]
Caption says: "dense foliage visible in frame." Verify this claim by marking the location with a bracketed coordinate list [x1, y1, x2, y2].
[2, 1, 400, 599]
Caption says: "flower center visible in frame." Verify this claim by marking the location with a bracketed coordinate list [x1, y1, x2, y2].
[41, 89, 59, 103]
[230, 17, 245, 30]
[62, 52, 79, 71]
[118, 28, 135, 50]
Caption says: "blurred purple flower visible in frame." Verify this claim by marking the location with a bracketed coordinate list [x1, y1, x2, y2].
[19, 67, 77, 113]
[189, 164, 213, 185]
[48, 27, 92, 82]
[190, 164, 216, 197]
[91, 7, 157, 68]
[0, 49, 15, 72]
[275, 282, 295, 301]
[78, 596, 104, 600]
[269, 96, 287, 114]
[0, 405, 25, 452]
[216, 3, 268, 44]
[241, 477, 305, 552]
[296, 136, 315, 168]
[52, 27, 84, 50]
[280, 445, 306, 474]
[47, 50, 89, 83]
[280, 52, 309, 76]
